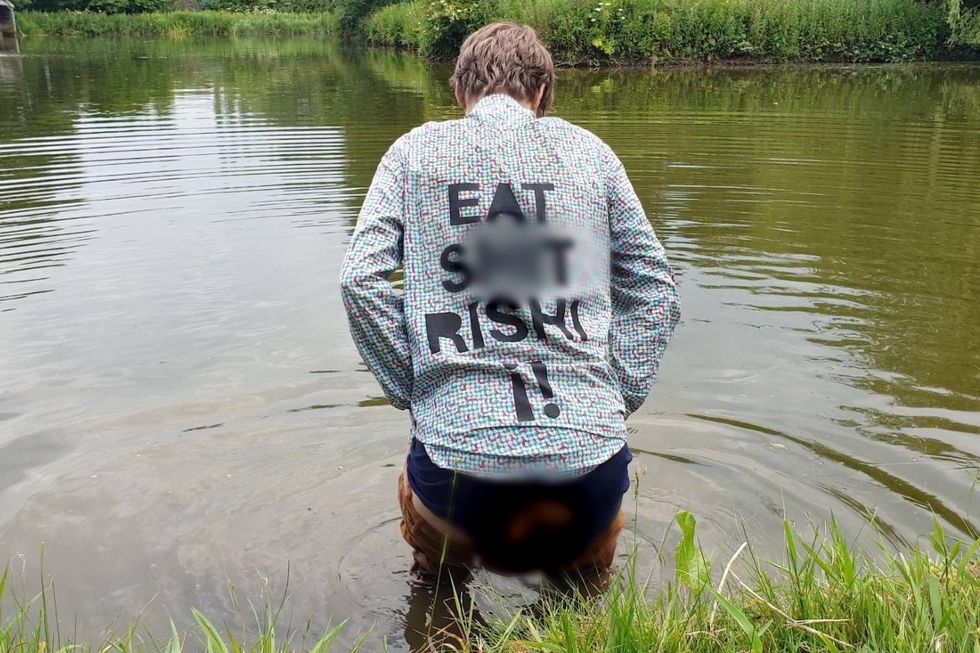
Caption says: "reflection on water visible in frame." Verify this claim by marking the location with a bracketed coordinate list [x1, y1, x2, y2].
[1, 38, 978, 649]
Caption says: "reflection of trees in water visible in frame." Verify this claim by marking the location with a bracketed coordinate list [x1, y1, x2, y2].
[1, 54, 84, 306]
[570, 67, 980, 498]
[493, 67, 980, 538]
[200, 41, 439, 221]
[1, 41, 183, 306]
[564, 67, 980, 411]
[85, 39, 440, 225]
[1, 39, 424, 307]
[0, 53, 22, 83]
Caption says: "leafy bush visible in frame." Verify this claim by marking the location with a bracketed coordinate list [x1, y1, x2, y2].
[423, 0, 497, 57]
[364, 0, 495, 56]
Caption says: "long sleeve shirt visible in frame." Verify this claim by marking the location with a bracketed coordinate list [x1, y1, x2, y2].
[340, 93, 680, 477]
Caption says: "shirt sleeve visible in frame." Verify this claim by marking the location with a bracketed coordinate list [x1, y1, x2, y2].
[339, 136, 413, 410]
[604, 146, 681, 416]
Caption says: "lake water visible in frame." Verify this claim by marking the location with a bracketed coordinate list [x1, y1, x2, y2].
[1, 38, 978, 649]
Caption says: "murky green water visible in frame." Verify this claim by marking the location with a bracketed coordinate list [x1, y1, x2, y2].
[1, 38, 979, 648]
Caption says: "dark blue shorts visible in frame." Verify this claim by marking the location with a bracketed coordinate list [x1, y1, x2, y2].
[405, 439, 632, 571]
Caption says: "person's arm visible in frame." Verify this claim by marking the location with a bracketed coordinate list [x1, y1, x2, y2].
[605, 146, 681, 416]
[339, 136, 413, 410]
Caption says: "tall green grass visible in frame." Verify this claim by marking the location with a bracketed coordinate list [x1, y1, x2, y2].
[0, 563, 355, 653]
[17, 10, 340, 37]
[365, 0, 955, 62]
[3, 516, 979, 652]
[464, 515, 980, 652]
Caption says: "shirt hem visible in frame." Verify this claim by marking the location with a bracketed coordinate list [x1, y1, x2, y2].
[415, 426, 628, 479]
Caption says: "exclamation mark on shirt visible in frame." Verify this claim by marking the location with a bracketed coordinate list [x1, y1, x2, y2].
[531, 361, 561, 419]
[505, 363, 535, 422]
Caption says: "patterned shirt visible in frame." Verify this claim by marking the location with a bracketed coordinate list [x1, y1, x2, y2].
[340, 93, 680, 478]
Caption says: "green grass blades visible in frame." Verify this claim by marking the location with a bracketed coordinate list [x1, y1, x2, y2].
[467, 517, 980, 652]
[0, 570, 353, 653]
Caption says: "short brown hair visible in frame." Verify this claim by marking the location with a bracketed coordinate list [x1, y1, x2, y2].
[450, 22, 555, 117]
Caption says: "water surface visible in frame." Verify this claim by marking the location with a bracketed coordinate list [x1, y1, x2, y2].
[1, 38, 979, 648]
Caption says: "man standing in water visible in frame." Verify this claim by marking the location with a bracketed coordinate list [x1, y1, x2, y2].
[340, 22, 680, 581]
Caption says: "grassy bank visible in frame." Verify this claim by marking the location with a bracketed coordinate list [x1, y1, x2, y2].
[473, 518, 980, 652]
[3, 516, 979, 652]
[17, 10, 339, 37]
[366, 0, 973, 63]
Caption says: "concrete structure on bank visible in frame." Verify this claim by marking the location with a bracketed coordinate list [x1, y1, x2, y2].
[0, 0, 15, 36]
[0, 0, 16, 52]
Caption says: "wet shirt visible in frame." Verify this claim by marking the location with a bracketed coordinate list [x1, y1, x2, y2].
[340, 93, 680, 477]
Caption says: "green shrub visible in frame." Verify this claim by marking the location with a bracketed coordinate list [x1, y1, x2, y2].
[362, 0, 495, 56]
[425, 0, 500, 56]
[365, 0, 427, 48]
[336, 0, 396, 32]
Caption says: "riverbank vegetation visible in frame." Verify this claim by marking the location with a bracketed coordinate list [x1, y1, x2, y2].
[366, 0, 974, 62]
[17, 10, 338, 36]
[3, 516, 979, 652]
[16, 0, 980, 62]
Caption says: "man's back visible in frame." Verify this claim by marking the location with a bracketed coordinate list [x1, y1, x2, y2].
[341, 93, 679, 476]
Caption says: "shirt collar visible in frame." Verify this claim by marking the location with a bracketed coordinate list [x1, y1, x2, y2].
[467, 93, 536, 123]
